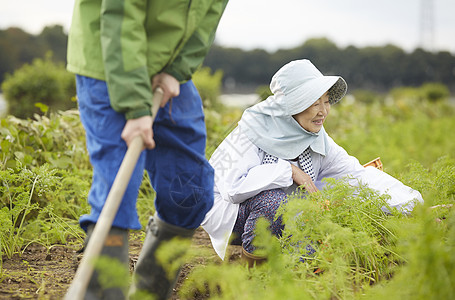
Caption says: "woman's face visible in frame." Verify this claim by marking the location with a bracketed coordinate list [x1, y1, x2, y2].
[293, 91, 330, 133]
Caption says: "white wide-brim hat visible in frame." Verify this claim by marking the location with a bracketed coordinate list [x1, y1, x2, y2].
[269, 59, 347, 115]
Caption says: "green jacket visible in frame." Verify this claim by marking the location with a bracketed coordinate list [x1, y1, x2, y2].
[67, 0, 228, 119]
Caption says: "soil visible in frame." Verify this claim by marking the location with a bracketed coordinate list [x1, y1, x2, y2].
[0, 228, 243, 299]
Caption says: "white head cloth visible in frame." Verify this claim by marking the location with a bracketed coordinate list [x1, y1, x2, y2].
[238, 59, 347, 159]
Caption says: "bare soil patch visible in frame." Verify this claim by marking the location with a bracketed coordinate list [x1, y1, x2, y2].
[1, 228, 242, 299]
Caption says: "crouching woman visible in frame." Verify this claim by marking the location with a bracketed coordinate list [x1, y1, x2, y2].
[201, 59, 423, 262]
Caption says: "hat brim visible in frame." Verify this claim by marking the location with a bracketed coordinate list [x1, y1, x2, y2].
[286, 76, 347, 115]
[328, 77, 347, 105]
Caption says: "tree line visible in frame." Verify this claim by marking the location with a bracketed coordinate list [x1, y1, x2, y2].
[205, 38, 455, 93]
[0, 26, 67, 84]
[1, 26, 454, 93]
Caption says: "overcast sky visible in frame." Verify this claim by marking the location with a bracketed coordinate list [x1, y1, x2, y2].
[0, 0, 454, 53]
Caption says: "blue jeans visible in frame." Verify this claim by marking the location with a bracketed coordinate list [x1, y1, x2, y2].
[76, 75, 214, 231]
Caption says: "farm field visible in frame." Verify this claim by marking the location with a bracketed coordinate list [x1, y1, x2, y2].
[1, 88, 455, 299]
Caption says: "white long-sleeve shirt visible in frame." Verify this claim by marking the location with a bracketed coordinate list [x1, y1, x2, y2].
[201, 127, 423, 260]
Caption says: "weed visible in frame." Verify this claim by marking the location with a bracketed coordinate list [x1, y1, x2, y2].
[0, 164, 42, 258]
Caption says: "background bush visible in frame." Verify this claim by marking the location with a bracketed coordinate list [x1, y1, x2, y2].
[1, 53, 76, 118]
[193, 67, 224, 110]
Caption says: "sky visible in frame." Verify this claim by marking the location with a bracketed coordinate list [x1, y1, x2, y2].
[0, 0, 454, 53]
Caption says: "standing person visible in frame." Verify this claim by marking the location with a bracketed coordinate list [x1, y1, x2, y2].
[66, 0, 228, 299]
[201, 59, 423, 263]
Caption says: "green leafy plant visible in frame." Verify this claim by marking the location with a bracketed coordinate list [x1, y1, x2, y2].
[280, 179, 405, 286]
[364, 196, 455, 300]
[0, 110, 90, 261]
[0, 163, 54, 258]
[0, 109, 89, 171]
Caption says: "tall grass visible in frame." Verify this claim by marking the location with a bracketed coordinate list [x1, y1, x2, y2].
[326, 95, 455, 173]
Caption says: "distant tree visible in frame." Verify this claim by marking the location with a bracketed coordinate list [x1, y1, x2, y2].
[402, 48, 435, 86]
[337, 45, 362, 89]
[205, 46, 247, 89]
[205, 39, 455, 94]
[1, 27, 454, 95]
[0, 27, 46, 83]
[355, 45, 408, 91]
[0, 26, 68, 86]
[296, 38, 340, 72]
[432, 51, 455, 85]
[38, 25, 68, 62]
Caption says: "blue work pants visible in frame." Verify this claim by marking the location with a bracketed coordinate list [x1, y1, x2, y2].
[76, 75, 214, 231]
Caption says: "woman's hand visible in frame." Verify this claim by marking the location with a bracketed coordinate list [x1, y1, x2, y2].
[291, 164, 318, 193]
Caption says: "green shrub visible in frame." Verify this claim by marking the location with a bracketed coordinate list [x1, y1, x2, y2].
[279, 179, 404, 285]
[193, 67, 224, 110]
[204, 107, 243, 158]
[1, 53, 76, 118]
[390, 82, 450, 103]
[179, 180, 410, 299]
[389, 86, 422, 103]
[420, 82, 450, 102]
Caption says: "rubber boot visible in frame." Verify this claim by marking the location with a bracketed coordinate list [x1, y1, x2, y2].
[84, 224, 129, 300]
[241, 247, 267, 268]
[129, 214, 195, 300]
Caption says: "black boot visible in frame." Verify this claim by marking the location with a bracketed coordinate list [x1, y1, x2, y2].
[129, 214, 195, 300]
[84, 224, 129, 300]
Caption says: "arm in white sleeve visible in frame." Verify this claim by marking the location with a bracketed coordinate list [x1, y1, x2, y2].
[317, 136, 423, 213]
[317, 136, 365, 183]
[226, 159, 293, 204]
[210, 128, 293, 204]
[361, 167, 423, 213]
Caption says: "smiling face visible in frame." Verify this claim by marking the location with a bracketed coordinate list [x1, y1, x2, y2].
[293, 91, 330, 133]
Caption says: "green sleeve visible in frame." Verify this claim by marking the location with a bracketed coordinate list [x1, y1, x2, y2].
[100, 0, 153, 120]
[164, 0, 229, 82]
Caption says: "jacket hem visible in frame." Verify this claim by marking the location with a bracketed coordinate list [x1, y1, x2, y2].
[67, 64, 106, 81]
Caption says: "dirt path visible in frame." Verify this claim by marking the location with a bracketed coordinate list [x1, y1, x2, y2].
[1, 228, 242, 299]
